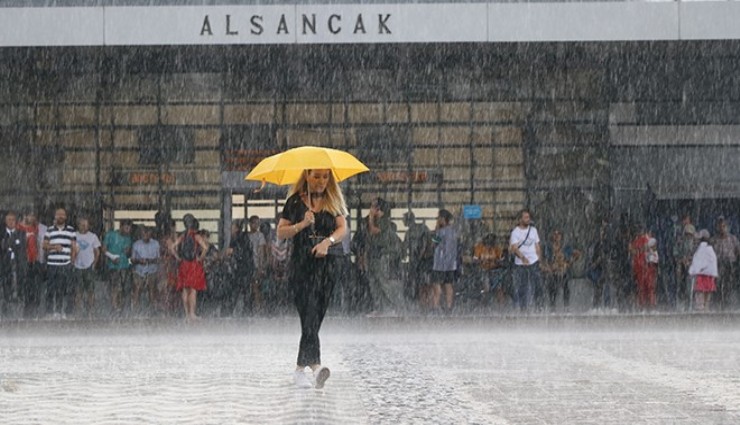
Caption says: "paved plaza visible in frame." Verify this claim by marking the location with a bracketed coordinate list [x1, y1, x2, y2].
[1, 314, 739, 425]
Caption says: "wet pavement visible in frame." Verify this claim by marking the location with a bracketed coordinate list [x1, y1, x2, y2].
[1, 314, 739, 424]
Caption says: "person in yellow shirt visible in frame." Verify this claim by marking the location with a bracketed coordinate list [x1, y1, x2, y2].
[472, 234, 506, 306]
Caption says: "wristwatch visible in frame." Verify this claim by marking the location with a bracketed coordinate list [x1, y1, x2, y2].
[328, 236, 336, 244]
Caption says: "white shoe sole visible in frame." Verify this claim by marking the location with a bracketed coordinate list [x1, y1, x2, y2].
[314, 367, 330, 389]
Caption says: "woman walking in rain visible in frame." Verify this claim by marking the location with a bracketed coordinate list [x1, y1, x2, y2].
[277, 169, 348, 389]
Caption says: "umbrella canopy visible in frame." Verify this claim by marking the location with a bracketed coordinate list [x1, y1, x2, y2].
[245, 146, 369, 186]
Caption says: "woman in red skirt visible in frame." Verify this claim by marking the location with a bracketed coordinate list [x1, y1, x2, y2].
[171, 214, 209, 321]
[630, 227, 657, 310]
[689, 229, 718, 312]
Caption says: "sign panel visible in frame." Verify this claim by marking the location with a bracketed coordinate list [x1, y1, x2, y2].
[104, 4, 486, 45]
[489, 2, 677, 42]
[294, 3, 486, 44]
[681, 2, 740, 40]
[0, 7, 103, 46]
[3, 2, 740, 46]
[106, 6, 296, 45]
[463, 204, 482, 220]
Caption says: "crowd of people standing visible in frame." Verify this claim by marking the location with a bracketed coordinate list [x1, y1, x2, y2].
[1, 204, 739, 321]
[0, 207, 289, 321]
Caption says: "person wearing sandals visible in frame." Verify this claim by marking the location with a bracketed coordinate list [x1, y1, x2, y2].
[277, 169, 348, 389]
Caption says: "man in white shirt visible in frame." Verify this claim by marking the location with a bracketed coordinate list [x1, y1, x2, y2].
[74, 217, 101, 318]
[509, 209, 541, 312]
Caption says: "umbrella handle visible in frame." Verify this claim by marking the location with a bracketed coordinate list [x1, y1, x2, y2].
[253, 179, 266, 194]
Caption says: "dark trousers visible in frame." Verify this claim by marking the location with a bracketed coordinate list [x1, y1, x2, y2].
[547, 273, 570, 310]
[329, 255, 353, 314]
[1, 266, 18, 303]
[22, 262, 43, 317]
[716, 260, 736, 310]
[673, 262, 691, 310]
[294, 257, 336, 367]
[228, 272, 252, 316]
[1, 262, 20, 317]
[591, 268, 613, 309]
[512, 264, 541, 311]
[46, 264, 72, 315]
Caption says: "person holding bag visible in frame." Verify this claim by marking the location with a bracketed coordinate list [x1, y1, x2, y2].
[509, 209, 541, 312]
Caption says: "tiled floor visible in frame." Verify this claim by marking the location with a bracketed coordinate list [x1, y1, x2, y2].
[1, 315, 739, 424]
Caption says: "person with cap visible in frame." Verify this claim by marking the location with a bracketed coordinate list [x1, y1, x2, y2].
[710, 216, 740, 310]
[690, 229, 718, 312]
[672, 220, 697, 311]
[171, 214, 208, 321]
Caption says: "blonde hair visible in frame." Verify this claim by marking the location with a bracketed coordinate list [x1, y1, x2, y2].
[288, 170, 348, 217]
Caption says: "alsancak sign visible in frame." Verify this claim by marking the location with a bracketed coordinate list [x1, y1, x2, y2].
[110, 4, 489, 44]
[198, 10, 393, 37]
[2, 2, 740, 46]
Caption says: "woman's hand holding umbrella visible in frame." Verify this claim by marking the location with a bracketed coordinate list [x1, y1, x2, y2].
[302, 211, 315, 228]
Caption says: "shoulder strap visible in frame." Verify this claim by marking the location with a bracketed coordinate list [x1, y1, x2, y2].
[517, 226, 532, 249]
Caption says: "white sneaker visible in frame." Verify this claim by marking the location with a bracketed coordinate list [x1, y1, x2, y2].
[294, 371, 313, 389]
[314, 367, 330, 389]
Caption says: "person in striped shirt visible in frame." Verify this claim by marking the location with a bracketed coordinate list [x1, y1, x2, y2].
[43, 207, 77, 319]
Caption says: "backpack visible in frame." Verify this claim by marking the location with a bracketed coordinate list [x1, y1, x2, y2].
[419, 227, 435, 260]
[178, 232, 198, 261]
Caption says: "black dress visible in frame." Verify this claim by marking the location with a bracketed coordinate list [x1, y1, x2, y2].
[282, 192, 342, 367]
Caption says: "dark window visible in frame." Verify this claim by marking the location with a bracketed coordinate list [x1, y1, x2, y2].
[356, 126, 409, 165]
[220, 125, 278, 172]
[36, 145, 65, 189]
[138, 126, 195, 165]
[221, 125, 276, 151]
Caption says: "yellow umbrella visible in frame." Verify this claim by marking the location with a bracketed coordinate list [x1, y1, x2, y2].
[245, 146, 369, 186]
